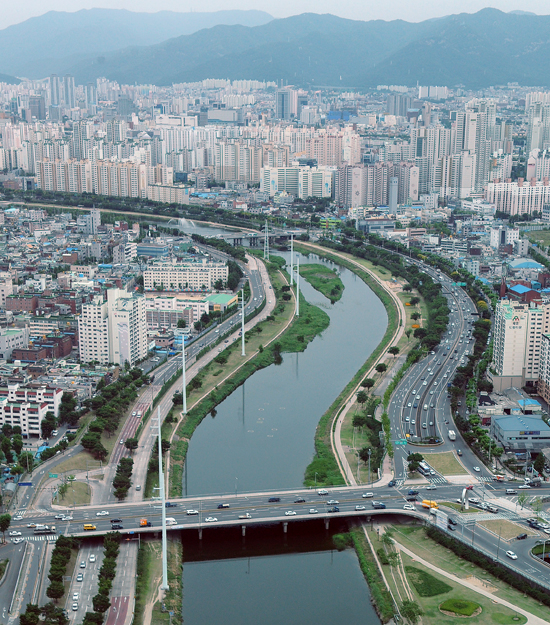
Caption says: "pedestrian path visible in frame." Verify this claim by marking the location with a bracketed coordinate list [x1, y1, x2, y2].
[459, 511, 522, 522]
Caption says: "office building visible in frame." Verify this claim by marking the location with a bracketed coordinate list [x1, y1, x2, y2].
[493, 415, 550, 453]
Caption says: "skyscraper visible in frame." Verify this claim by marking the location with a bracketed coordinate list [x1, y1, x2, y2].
[63, 75, 75, 108]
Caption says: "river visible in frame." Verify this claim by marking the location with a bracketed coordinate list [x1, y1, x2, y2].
[181, 250, 387, 625]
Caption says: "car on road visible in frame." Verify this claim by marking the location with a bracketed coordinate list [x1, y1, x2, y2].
[238, 514, 252, 519]
[72, 603, 78, 612]
[8, 531, 21, 536]
[79, 561, 86, 568]
[186, 510, 199, 515]
[119, 439, 124, 445]
[13, 515, 22, 521]
[54, 514, 65, 520]
[89, 555, 96, 563]
[309, 509, 318, 514]
[326, 500, 339, 505]
[268, 497, 281, 502]
[388, 480, 396, 487]
[205, 517, 218, 522]
[355, 505, 366, 511]
[73, 593, 79, 601]
[76, 573, 83, 582]
[327, 506, 340, 513]
[407, 403, 412, 407]
[403, 504, 415, 511]
[285, 511, 297, 516]
[12, 537, 24, 544]
[505, 550, 518, 560]
[132, 411, 137, 417]
[111, 524, 123, 530]
[362, 492, 374, 498]
[411, 420, 416, 425]
[27, 523, 36, 528]
[294, 497, 306, 503]
[519, 484, 531, 489]
[217, 504, 230, 509]
[426, 485, 437, 490]
[63, 516, 73, 521]
[448, 517, 458, 526]
[472, 466, 480, 472]
[96, 511, 109, 516]
[111, 518, 122, 523]
[516, 533, 528, 540]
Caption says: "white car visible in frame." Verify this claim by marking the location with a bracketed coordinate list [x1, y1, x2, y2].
[63, 516, 73, 521]
[405, 417, 410, 422]
[309, 509, 318, 514]
[505, 550, 518, 560]
[204, 517, 217, 523]
[285, 511, 297, 516]
[472, 467, 481, 473]
[355, 505, 366, 511]
[89, 555, 96, 563]
[403, 504, 415, 511]
[407, 403, 412, 407]
[12, 537, 24, 544]
[73, 593, 79, 601]
[519, 484, 531, 489]
[362, 493, 374, 498]
[96, 511, 109, 516]
[72, 603, 78, 612]
[13, 515, 22, 521]
[8, 531, 21, 536]
[186, 510, 199, 515]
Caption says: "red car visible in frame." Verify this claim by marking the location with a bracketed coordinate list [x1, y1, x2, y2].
[465, 485, 474, 490]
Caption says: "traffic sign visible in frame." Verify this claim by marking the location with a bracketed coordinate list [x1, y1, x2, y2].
[18, 482, 33, 486]
[393, 439, 407, 446]
[49, 473, 58, 478]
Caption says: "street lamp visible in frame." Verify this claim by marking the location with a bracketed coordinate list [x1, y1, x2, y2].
[314, 472, 318, 488]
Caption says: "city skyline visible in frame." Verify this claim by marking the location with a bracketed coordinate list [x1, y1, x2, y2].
[0, 0, 549, 30]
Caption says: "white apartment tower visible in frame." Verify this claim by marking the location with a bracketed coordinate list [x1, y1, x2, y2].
[78, 288, 147, 366]
[491, 300, 550, 391]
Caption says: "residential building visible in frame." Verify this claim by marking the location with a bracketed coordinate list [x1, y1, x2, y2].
[143, 258, 228, 292]
[0, 327, 30, 360]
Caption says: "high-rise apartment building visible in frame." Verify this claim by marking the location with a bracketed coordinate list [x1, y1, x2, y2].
[490, 300, 550, 391]
[78, 288, 147, 366]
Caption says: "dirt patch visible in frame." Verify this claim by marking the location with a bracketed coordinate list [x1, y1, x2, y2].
[440, 606, 483, 618]
[464, 575, 497, 594]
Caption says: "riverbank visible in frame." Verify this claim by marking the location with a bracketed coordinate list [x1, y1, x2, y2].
[298, 263, 344, 303]
[168, 255, 330, 496]
[296, 243, 404, 487]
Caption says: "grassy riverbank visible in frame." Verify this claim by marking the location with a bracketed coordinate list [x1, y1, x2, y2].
[298, 263, 344, 303]
[168, 256, 330, 497]
[298, 243, 399, 487]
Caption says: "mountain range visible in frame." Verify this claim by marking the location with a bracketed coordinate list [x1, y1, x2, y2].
[3, 8, 550, 89]
[0, 9, 273, 79]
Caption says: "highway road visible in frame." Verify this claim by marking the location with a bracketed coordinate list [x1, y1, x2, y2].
[387, 258, 494, 487]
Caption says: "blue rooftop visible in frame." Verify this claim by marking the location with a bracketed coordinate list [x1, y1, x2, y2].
[494, 415, 550, 432]
[509, 284, 531, 294]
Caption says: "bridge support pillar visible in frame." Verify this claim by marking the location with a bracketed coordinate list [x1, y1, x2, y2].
[198, 528, 202, 540]
[325, 518, 330, 530]
[283, 522, 288, 534]
[241, 525, 246, 537]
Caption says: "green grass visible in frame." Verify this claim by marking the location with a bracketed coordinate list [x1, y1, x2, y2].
[440, 501, 480, 513]
[0, 559, 8, 580]
[439, 598, 481, 616]
[299, 263, 345, 303]
[405, 566, 452, 597]
[423, 452, 468, 476]
[297, 243, 400, 484]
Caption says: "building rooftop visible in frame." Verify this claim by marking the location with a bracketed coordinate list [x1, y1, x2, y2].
[494, 415, 550, 432]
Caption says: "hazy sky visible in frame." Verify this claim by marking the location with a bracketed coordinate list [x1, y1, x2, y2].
[1, 0, 549, 29]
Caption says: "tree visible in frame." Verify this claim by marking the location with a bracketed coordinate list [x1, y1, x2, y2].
[92, 593, 111, 613]
[517, 491, 529, 509]
[400, 599, 423, 624]
[375, 363, 387, 375]
[359, 447, 372, 464]
[177, 318, 186, 328]
[360, 378, 375, 391]
[19, 605, 41, 625]
[405, 329, 412, 341]
[409, 297, 420, 306]
[410, 312, 421, 321]
[388, 346, 400, 357]
[356, 391, 368, 407]
[0, 513, 10, 543]
[403, 284, 412, 292]
[58, 482, 69, 500]
[477, 300, 488, 311]
[413, 327, 427, 339]
[41, 412, 57, 439]
[534, 452, 545, 475]
[124, 438, 139, 452]
[214, 279, 224, 290]
[46, 580, 65, 603]
[12, 434, 23, 456]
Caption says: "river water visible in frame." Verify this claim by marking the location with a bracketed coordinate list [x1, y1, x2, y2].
[181, 251, 387, 624]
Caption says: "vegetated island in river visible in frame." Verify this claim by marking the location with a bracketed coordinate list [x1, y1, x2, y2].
[298, 263, 345, 303]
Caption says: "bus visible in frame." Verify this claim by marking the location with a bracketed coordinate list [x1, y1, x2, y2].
[418, 461, 431, 475]
[34, 526, 56, 534]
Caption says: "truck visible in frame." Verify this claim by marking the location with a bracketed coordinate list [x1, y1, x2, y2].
[34, 525, 56, 534]
[165, 518, 177, 526]
[165, 502, 177, 508]
[140, 519, 152, 527]
[421, 500, 439, 509]
[448, 430, 456, 441]
[530, 477, 543, 487]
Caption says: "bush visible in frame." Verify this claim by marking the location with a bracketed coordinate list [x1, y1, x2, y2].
[439, 598, 480, 616]
[405, 566, 452, 597]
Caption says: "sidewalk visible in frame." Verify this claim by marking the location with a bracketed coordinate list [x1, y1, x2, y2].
[394, 540, 548, 625]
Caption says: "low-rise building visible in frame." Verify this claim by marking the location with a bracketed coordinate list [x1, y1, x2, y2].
[493, 415, 550, 453]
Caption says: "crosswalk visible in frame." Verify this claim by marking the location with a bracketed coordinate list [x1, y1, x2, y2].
[13, 535, 57, 543]
[394, 476, 448, 489]
[461, 510, 521, 522]
[476, 476, 493, 483]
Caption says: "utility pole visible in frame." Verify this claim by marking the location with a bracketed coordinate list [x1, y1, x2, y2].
[181, 341, 187, 415]
[289, 233, 294, 286]
[296, 256, 300, 317]
[263, 220, 270, 261]
[241, 289, 245, 356]
[153, 407, 169, 591]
